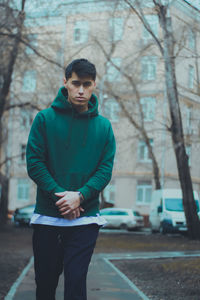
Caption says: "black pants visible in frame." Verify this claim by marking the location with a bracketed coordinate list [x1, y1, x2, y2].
[32, 224, 100, 300]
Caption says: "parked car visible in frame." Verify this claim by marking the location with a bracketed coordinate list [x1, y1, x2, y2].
[100, 208, 144, 230]
[13, 204, 35, 226]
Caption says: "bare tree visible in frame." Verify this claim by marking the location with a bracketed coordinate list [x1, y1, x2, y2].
[93, 5, 162, 191]
[0, 0, 27, 223]
[0, 0, 64, 222]
[124, 0, 200, 239]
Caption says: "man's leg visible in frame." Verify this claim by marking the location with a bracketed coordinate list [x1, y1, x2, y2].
[61, 224, 100, 300]
[32, 224, 64, 300]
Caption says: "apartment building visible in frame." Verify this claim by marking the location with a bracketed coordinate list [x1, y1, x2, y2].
[6, 0, 200, 221]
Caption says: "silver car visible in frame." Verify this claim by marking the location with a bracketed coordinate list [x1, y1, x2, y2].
[100, 208, 144, 230]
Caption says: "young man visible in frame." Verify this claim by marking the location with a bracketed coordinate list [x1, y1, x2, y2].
[26, 58, 116, 300]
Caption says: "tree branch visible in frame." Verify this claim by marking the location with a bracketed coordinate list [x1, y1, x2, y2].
[124, 0, 164, 55]
[5, 102, 41, 111]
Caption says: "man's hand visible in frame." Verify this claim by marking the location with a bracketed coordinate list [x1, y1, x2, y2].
[55, 191, 83, 217]
[63, 207, 85, 220]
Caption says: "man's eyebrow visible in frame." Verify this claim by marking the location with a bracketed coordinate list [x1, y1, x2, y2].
[72, 80, 81, 84]
[72, 80, 92, 85]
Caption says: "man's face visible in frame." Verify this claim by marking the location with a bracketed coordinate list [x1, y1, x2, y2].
[64, 72, 96, 112]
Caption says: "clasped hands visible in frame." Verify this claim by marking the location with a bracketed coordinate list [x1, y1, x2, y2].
[55, 191, 84, 220]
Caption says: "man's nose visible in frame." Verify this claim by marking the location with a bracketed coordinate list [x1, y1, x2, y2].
[79, 85, 84, 94]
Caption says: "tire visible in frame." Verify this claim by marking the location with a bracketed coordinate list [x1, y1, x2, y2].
[128, 227, 136, 232]
[120, 223, 127, 230]
[151, 227, 157, 234]
[150, 223, 157, 233]
[159, 224, 167, 234]
[14, 221, 20, 227]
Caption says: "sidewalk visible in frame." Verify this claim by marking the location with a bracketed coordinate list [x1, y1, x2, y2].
[9, 254, 148, 300]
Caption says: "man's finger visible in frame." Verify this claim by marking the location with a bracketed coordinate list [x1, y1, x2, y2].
[61, 209, 72, 216]
[75, 210, 80, 218]
[58, 205, 70, 212]
[55, 192, 68, 197]
[55, 199, 66, 206]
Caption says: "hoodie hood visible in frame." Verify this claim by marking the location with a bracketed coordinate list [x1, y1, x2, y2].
[51, 87, 99, 117]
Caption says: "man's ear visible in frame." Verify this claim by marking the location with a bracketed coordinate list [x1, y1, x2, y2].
[63, 77, 67, 86]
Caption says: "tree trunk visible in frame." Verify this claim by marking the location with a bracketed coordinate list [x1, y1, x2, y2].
[0, 2, 26, 120]
[143, 131, 161, 190]
[0, 1, 26, 224]
[0, 172, 8, 225]
[159, 6, 200, 239]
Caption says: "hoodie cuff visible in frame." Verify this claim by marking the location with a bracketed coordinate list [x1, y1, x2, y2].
[78, 185, 99, 202]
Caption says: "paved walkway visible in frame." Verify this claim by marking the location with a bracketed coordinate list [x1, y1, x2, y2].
[7, 253, 149, 300]
[7, 251, 200, 300]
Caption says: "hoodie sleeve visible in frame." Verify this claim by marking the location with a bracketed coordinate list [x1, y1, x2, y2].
[78, 123, 116, 202]
[26, 112, 66, 201]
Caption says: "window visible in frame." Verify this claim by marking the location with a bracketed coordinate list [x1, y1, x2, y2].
[138, 139, 153, 162]
[100, 210, 111, 216]
[20, 144, 26, 164]
[142, 0, 154, 7]
[188, 30, 196, 50]
[74, 28, 81, 42]
[104, 181, 115, 204]
[22, 70, 36, 92]
[141, 56, 157, 81]
[136, 181, 152, 205]
[186, 145, 192, 166]
[106, 58, 121, 82]
[26, 34, 38, 54]
[109, 18, 124, 41]
[74, 21, 89, 44]
[185, 106, 192, 133]
[140, 97, 156, 121]
[142, 15, 158, 41]
[104, 99, 120, 123]
[21, 109, 33, 129]
[188, 65, 194, 89]
[100, 210, 128, 216]
[17, 179, 30, 202]
[112, 211, 128, 216]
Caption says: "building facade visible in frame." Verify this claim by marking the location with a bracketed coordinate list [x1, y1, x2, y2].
[6, 0, 200, 222]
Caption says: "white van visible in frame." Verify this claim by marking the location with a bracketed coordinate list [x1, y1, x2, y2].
[149, 189, 200, 234]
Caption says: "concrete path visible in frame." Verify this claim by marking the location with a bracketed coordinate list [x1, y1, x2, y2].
[7, 251, 200, 300]
[7, 253, 149, 300]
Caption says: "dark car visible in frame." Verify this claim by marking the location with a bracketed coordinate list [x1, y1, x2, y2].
[13, 204, 35, 226]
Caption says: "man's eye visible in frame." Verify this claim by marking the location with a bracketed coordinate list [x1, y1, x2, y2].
[83, 82, 92, 87]
[73, 82, 81, 87]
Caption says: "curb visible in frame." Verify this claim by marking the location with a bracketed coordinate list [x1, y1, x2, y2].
[5, 256, 34, 300]
[104, 258, 150, 300]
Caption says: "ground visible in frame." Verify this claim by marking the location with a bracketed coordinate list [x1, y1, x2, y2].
[0, 223, 32, 300]
[1, 223, 200, 300]
[113, 257, 200, 300]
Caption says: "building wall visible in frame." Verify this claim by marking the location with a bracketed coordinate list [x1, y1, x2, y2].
[6, 1, 200, 221]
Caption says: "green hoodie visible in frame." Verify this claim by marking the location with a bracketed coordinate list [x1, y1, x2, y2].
[26, 87, 116, 217]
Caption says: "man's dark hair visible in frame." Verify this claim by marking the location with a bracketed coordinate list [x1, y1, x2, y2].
[65, 58, 96, 81]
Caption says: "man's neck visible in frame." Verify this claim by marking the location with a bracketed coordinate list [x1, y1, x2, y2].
[75, 105, 88, 113]
[68, 99, 88, 113]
